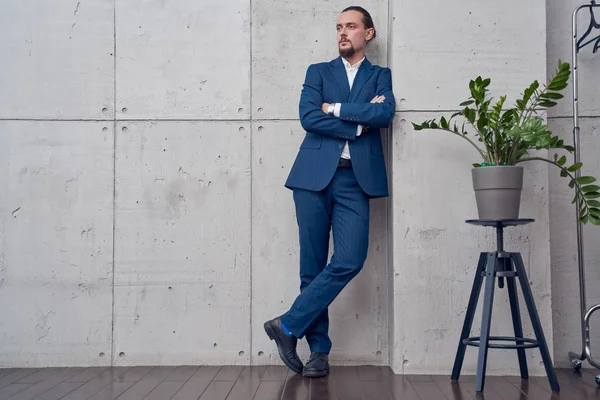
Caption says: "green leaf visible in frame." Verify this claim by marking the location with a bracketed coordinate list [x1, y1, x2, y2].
[580, 215, 590, 224]
[568, 162, 583, 172]
[557, 156, 567, 166]
[589, 208, 600, 217]
[560, 168, 568, 177]
[577, 176, 597, 185]
[440, 116, 448, 129]
[539, 100, 558, 108]
[569, 179, 576, 189]
[541, 92, 564, 100]
[460, 100, 475, 107]
[582, 185, 600, 193]
[412, 123, 424, 131]
[589, 215, 600, 225]
[547, 82, 568, 91]
[587, 200, 600, 207]
[584, 192, 600, 199]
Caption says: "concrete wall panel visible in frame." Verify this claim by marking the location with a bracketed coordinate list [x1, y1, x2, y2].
[0, 121, 114, 366]
[113, 121, 251, 365]
[0, 0, 114, 119]
[115, 1, 251, 120]
[392, 0, 547, 111]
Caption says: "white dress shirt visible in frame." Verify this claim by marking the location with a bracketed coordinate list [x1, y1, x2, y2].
[335, 57, 364, 160]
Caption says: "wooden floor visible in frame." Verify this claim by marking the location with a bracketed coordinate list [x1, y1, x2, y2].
[0, 366, 599, 400]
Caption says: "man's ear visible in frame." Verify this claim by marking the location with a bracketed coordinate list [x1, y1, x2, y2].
[365, 27, 375, 42]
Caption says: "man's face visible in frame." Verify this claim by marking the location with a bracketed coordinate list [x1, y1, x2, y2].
[336, 10, 373, 58]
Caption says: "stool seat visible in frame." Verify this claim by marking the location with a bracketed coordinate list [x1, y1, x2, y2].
[450, 220, 559, 393]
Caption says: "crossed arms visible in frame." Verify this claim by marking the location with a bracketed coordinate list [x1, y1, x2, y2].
[298, 65, 396, 141]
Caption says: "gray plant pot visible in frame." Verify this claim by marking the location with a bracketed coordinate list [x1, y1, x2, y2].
[472, 166, 524, 220]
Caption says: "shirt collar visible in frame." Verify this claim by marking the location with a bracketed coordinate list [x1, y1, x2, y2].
[342, 56, 365, 71]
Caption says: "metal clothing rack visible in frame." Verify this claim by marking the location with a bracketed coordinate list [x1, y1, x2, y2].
[568, 0, 600, 386]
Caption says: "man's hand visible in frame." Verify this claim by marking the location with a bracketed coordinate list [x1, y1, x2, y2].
[321, 103, 331, 113]
[363, 96, 385, 131]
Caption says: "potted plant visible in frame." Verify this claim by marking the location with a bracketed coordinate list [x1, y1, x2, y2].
[412, 60, 600, 225]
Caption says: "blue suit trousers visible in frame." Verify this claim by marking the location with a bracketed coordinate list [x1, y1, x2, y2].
[280, 166, 370, 354]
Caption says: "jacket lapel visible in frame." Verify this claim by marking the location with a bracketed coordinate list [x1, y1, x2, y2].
[328, 58, 351, 100]
[348, 58, 374, 103]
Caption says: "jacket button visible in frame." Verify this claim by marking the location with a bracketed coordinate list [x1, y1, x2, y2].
[338, 144, 343, 148]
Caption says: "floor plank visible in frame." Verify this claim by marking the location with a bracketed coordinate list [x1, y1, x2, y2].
[431, 375, 476, 400]
[144, 381, 186, 400]
[171, 366, 221, 400]
[334, 367, 364, 400]
[308, 374, 337, 400]
[164, 366, 199, 382]
[65, 367, 110, 383]
[357, 366, 385, 382]
[0, 369, 40, 388]
[0, 384, 30, 400]
[226, 366, 266, 400]
[199, 381, 235, 400]
[15, 369, 63, 384]
[281, 374, 309, 400]
[0, 370, 19, 379]
[214, 366, 244, 382]
[7, 368, 86, 400]
[87, 381, 136, 400]
[32, 383, 84, 400]
[385, 375, 421, 400]
[411, 380, 450, 400]
[116, 366, 177, 400]
[262, 366, 289, 381]
[60, 367, 131, 400]
[253, 381, 286, 400]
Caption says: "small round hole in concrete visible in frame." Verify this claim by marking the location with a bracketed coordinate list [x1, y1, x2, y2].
[213, 343, 217, 348]
[122, 108, 128, 113]
[238, 108, 244, 113]
[102, 127, 108, 132]
[376, 351, 382, 356]
[99, 352, 105, 357]
[403, 359, 409, 366]
[239, 127, 245, 131]
[239, 351, 245, 356]
[258, 126, 264, 131]
[173, 331, 176, 334]
[122, 126, 128, 132]
[258, 351, 264, 356]
[257, 108, 263, 112]
[168, 286, 173, 290]
[102, 108, 108, 113]
[119, 352, 125, 357]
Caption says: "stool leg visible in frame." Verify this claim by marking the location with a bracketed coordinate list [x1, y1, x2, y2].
[506, 269, 529, 379]
[451, 252, 487, 381]
[512, 253, 560, 392]
[476, 252, 497, 392]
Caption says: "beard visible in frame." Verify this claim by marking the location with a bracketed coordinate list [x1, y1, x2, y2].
[338, 42, 356, 58]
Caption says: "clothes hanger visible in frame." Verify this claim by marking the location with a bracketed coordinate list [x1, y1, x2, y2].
[577, 0, 600, 53]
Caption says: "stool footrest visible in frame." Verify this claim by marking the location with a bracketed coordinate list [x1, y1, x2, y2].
[463, 336, 539, 349]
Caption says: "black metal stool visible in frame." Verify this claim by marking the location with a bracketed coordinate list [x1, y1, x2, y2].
[451, 219, 560, 393]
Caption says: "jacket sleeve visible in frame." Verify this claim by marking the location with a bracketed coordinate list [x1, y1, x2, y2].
[337, 68, 396, 128]
[299, 64, 360, 141]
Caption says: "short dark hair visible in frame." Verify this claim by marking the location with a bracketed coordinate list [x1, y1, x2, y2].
[342, 6, 377, 41]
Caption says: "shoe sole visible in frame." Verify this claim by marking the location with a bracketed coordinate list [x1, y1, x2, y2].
[302, 367, 329, 378]
[264, 321, 303, 374]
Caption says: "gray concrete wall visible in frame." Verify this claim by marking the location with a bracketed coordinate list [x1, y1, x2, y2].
[547, 0, 600, 369]
[0, 0, 598, 375]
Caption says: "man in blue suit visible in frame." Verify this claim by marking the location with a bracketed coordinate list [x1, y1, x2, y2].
[264, 6, 396, 378]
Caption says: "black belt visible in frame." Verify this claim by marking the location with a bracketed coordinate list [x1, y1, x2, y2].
[337, 158, 352, 168]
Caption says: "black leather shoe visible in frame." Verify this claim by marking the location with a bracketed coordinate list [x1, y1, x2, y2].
[302, 352, 329, 378]
[264, 317, 303, 374]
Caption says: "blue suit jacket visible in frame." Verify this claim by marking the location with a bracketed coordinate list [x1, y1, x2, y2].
[285, 57, 396, 198]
